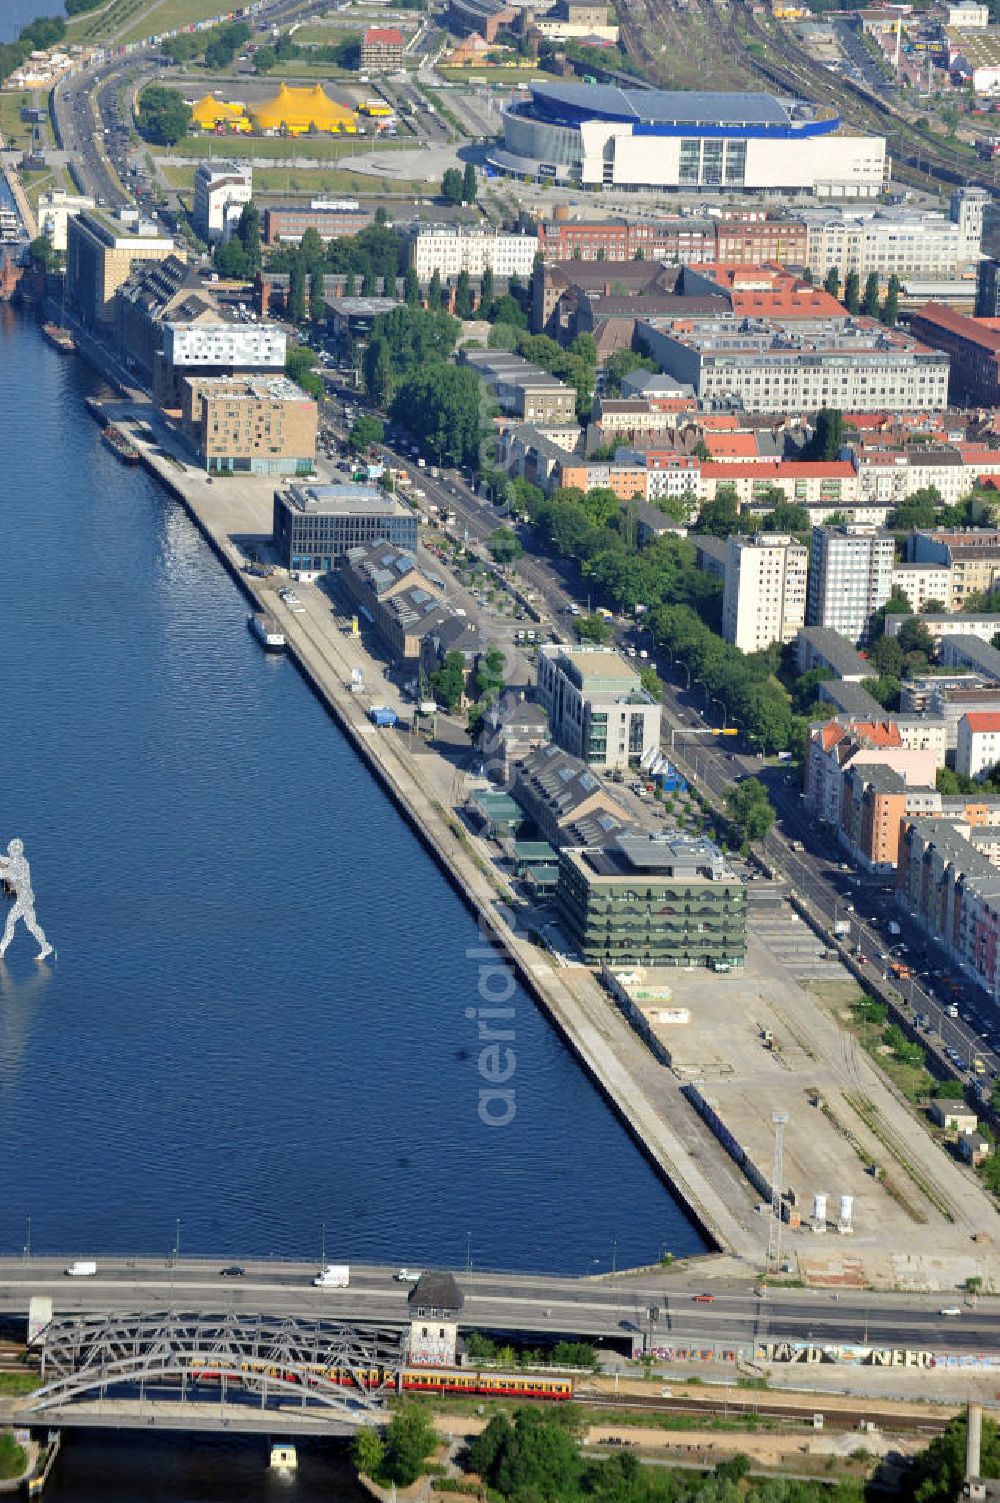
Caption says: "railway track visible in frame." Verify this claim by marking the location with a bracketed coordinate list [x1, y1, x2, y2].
[578, 1388, 951, 1435]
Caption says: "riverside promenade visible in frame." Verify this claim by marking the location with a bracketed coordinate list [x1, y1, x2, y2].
[91, 397, 762, 1270]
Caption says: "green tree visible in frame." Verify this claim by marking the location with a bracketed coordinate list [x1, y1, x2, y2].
[896, 616, 935, 658]
[309, 267, 326, 325]
[891, 485, 941, 531]
[363, 336, 393, 408]
[454, 268, 473, 319]
[696, 485, 741, 538]
[136, 84, 190, 145]
[862, 270, 881, 317]
[27, 234, 57, 271]
[404, 265, 420, 306]
[603, 347, 657, 396]
[882, 272, 900, 326]
[430, 650, 466, 710]
[285, 343, 323, 399]
[726, 778, 776, 845]
[253, 43, 277, 72]
[162, 33, 201, 63]
[869, 633, 906, 677]
[298, 225, 323, 271]
[486, 527, 523, 564]
[349, 414, 384, 453]
[351, 1425, 385, 1479]
[490, 293, 527, 329]
[823, 265, 840, 299]
[575, 614, 613, 643]
[803, 407, 843, 461]
[288, 260, 306, 324]
[214, 239, 248, 279]
[462, 160, 477, 203]
[441, 167, 464, 204]
[382, 1405, 437, 1486]
[362, 267, 377, 297]
[480, 264, 495, 319]
[391, 363, 484, 466]
[843, 269, 860, 313]
[344, 269, 356, 297]
[428, 266, 442, 311]
[907, 1412, 1000, 1502]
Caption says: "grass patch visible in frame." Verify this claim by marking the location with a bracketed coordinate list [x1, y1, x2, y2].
[251, 166, 429, 195]
[0, 1434, 26, 1483]
[152, 133, 409, 163]
[0, 92, 36, 151]
[0, 1372, 37, 1396]
[118, 0, 246, 45]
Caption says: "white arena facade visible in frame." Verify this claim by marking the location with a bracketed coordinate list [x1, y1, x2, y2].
[490, 83, 887, 198]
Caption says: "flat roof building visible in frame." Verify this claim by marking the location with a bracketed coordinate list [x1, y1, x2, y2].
[193, 161, 252, 244]
[536, 643, 661, 772]
[263, 203, 375, 246]
[807, 524, 895, 645]
[273, 483, 418, 578]
[66, 209, 176, 328]
[796, 625, 872, 681]
[463, 349, 576, 424]
[180, 373, 317, 476]
[411, 228, 539, 281]
[638, 312, 949, 414]
[492, 82, 886, 196]
[557, 829, 746, 968]
[722, 532, 808, 654]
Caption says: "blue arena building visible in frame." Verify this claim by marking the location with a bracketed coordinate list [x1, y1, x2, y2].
[490, 82, 886, 197]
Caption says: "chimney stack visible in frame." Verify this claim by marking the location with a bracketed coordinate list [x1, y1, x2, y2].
[967, 1402, 983, 1485]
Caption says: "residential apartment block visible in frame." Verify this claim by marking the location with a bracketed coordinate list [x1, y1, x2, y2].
[411, 229, 539, 281]
[806, 524, 895, 645]
[910, 529, 1000, 608]
[360, 26, 404, 69]
[462, 350, 576, 424]
[958, 712, 1000, 780]
[638, 313, 950, 415]
[898, 817, 1000, 1001]
[721, 533, 808, 654]
[180, 374, 317, 475]
[536, 645, 660, 772]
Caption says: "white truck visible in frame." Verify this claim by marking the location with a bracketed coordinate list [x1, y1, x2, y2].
[833, 920, 850, 938]
[65, 1261, 97, 1277]
[887, 920, 901, 937]
[313, 1264, 350, 1288]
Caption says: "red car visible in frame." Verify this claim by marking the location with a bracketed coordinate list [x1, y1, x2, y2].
[692, 1293, 716, 1303]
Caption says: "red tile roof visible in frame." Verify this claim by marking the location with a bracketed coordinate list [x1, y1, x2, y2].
[964, 713, 1000, 733]
[364, 26, 404, 42]
[914, 301, 1000, 355]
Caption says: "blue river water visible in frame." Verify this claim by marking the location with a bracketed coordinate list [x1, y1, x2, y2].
[0, 310, 705, 1278]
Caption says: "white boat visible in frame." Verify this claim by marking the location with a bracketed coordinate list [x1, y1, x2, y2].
[249, 612, 285, 652]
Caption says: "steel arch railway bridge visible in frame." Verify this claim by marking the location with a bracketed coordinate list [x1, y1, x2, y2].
[18, 1311, 408, 1434]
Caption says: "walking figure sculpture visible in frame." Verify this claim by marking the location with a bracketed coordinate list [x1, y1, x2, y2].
[0, 840, 53, 961]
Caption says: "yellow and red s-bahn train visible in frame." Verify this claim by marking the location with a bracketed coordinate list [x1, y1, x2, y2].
[186, 1359, 573, 1401]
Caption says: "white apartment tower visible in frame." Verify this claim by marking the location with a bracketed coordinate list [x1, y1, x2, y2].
[722, 533, 808, 654]
[807, 524, 895, 646]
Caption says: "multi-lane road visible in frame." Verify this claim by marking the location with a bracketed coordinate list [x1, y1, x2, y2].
[1, 1259, 997, 1356]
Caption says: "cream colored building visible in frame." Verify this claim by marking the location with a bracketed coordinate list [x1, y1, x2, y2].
[180, 374, 317, 476]
[66, 209, 176, 328]
[722, 532, 808, 654]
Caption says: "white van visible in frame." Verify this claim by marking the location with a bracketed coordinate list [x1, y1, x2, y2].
[65, 1261, 97, 1277]
[313, 1264, 350, 1288]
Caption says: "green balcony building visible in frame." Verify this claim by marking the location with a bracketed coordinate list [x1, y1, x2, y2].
[556, 830, 747, 969]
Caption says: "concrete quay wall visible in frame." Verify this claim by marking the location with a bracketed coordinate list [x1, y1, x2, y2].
[80, 393, 760, 1267]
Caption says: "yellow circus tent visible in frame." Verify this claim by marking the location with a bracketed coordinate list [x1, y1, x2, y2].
[190, 93, 250, 132]
[249, 82, 357, 135]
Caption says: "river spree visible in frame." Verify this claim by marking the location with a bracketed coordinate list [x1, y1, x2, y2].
[0, 311, 704, 1275]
